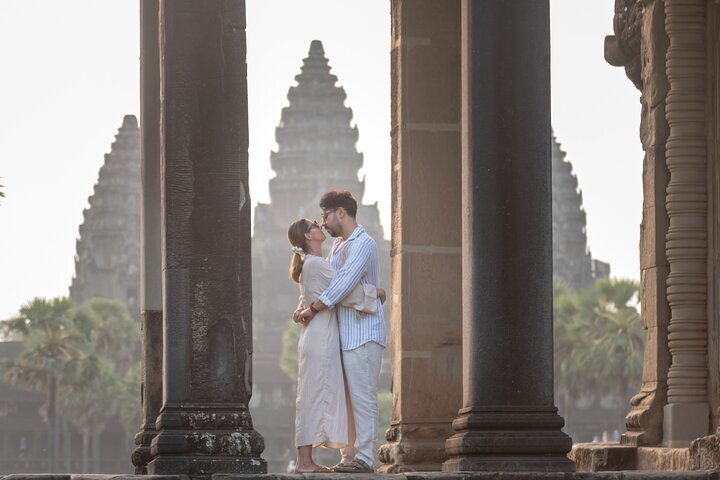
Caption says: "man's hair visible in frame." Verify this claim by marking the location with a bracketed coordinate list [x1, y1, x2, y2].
[320, 189, 358, 218]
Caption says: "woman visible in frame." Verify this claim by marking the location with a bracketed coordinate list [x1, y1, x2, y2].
[287, 218, 384, 473]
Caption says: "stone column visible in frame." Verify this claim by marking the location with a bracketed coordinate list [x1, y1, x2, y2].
[708, 1, 720, 434]
[662, 0, 709, 447]
[132, 0, 163, 473]
[442, 0, 573, 472]
[606, 0, 671, 448]
[147, 0, 266, 475]
[378, 0, 462, 473]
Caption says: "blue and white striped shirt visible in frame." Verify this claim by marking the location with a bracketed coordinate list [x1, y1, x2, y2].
[319, 225, 387, 351]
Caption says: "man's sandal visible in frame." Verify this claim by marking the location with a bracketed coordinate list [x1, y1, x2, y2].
[331, 459, 374, 473]
[330, 461, 351, 471]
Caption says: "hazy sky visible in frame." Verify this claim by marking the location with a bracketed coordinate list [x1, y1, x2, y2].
[0, 1, 642, 319]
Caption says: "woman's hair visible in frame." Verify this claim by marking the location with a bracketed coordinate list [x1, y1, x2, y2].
[288, 219, 311, 283]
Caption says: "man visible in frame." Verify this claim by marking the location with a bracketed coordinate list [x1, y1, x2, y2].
[297, 189, 386, 473]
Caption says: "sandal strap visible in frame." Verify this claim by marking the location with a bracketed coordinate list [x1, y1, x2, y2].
[333, 459, 373, 473]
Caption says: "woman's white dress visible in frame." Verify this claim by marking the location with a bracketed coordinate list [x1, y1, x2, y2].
[295, 255, 348, 448]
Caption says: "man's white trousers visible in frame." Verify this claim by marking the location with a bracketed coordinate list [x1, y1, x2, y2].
[340, 341, 384, 467]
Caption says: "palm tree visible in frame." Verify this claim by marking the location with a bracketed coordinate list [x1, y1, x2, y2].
[2, 296, 140, 472]
[74, 298, 138, 373]
[1, 297, 84, 472]
[584, 278, 644, 411]
[553, 278, 644, 436]
[62, 298, 139, 471]
[60, 353, 122, 472]
[553, 281, 601, 424]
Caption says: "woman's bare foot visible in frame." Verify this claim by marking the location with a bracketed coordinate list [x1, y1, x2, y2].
[294, 462, 330, 473]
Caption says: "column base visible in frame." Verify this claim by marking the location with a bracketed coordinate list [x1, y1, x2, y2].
[621, 385, 666, 446]
[131, 425, 158, 474]
[149, 403, 266, 475]
[663, 403, 709, 448]
[443, 455, 575, 472]
[148, 456, 266, 476]
[378, 421, 453, 472]
[442, 407, 575, 472]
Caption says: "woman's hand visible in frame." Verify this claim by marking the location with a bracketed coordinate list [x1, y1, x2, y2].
[299, 308, 316, 325]
[378, 288, 387, 305]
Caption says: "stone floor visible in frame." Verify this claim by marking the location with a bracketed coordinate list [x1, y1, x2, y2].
[3, 472, 720, 480]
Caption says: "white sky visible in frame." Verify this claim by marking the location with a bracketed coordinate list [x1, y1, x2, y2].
[0, 0, 642, 320]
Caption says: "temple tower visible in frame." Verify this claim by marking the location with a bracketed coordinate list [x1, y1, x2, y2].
[69, 115, 141, 316]
[551, 135, 595, 290]
[251, 40, 390, 472]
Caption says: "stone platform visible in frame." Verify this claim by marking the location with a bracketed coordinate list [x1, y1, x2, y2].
[571, 443, 690, 472]
[3, 471, 720, 480]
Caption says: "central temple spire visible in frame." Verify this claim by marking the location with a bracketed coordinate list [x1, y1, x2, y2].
[251, 40, 390, 472]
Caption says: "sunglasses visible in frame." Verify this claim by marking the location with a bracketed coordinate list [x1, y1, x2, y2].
[306, 220, 320, 232]
[321, 208, 338, 221]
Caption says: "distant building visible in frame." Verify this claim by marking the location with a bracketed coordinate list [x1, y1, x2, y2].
[69, 115, 141, 318]
[250, 40, 391, 472]
[551, 134, 609, 289]
[0, 117, 140, 475]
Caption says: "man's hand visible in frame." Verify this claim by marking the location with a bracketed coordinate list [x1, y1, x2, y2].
[378, 288, 387, 305]
[299, 307, 317, 325]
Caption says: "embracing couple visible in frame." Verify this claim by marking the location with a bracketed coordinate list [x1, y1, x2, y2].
[287, 189, 387, 474]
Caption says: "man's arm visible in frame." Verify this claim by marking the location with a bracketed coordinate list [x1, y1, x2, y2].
[300, 239, 372, 321]
[319, 239, 372, 308]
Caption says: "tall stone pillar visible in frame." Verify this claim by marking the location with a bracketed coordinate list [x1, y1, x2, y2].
[147, 0, 266, 475]
[606, 0, 672, 448]
[662, 0, 709, 447]
[132, 0, 163, 473]
[442, 0, 573, 472]
[378, 0, 462, 472]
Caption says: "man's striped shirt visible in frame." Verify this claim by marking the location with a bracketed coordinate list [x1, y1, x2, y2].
[319, 225, 387, 351]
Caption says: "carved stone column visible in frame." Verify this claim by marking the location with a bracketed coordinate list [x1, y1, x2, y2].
[606, 0, 672, 447]
[442, 0, 573, 472]
[378, 0, 462, 473]
[131, 0, 163, 473]
[146, 0, 266, 475]
[662, 0, 710, 447]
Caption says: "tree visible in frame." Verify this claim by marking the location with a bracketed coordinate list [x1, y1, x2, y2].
[582, 278, 644, 409]
[553, 278, 644, 429]
[60, 298, 140, 472]
[117, 362, 142, 445]
[1, 297, 84, 472]
[60, 353, 121, 472]
[280, 321, 301, 380]
[553, 282, 599, 423]
[1, 296, 141, 473]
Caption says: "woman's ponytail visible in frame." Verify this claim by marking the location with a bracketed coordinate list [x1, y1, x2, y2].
[289, 252, 304, 283]
[288, 219, 310, 283]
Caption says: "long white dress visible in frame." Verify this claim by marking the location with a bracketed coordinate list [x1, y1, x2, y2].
[295, 254, 375, 448]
